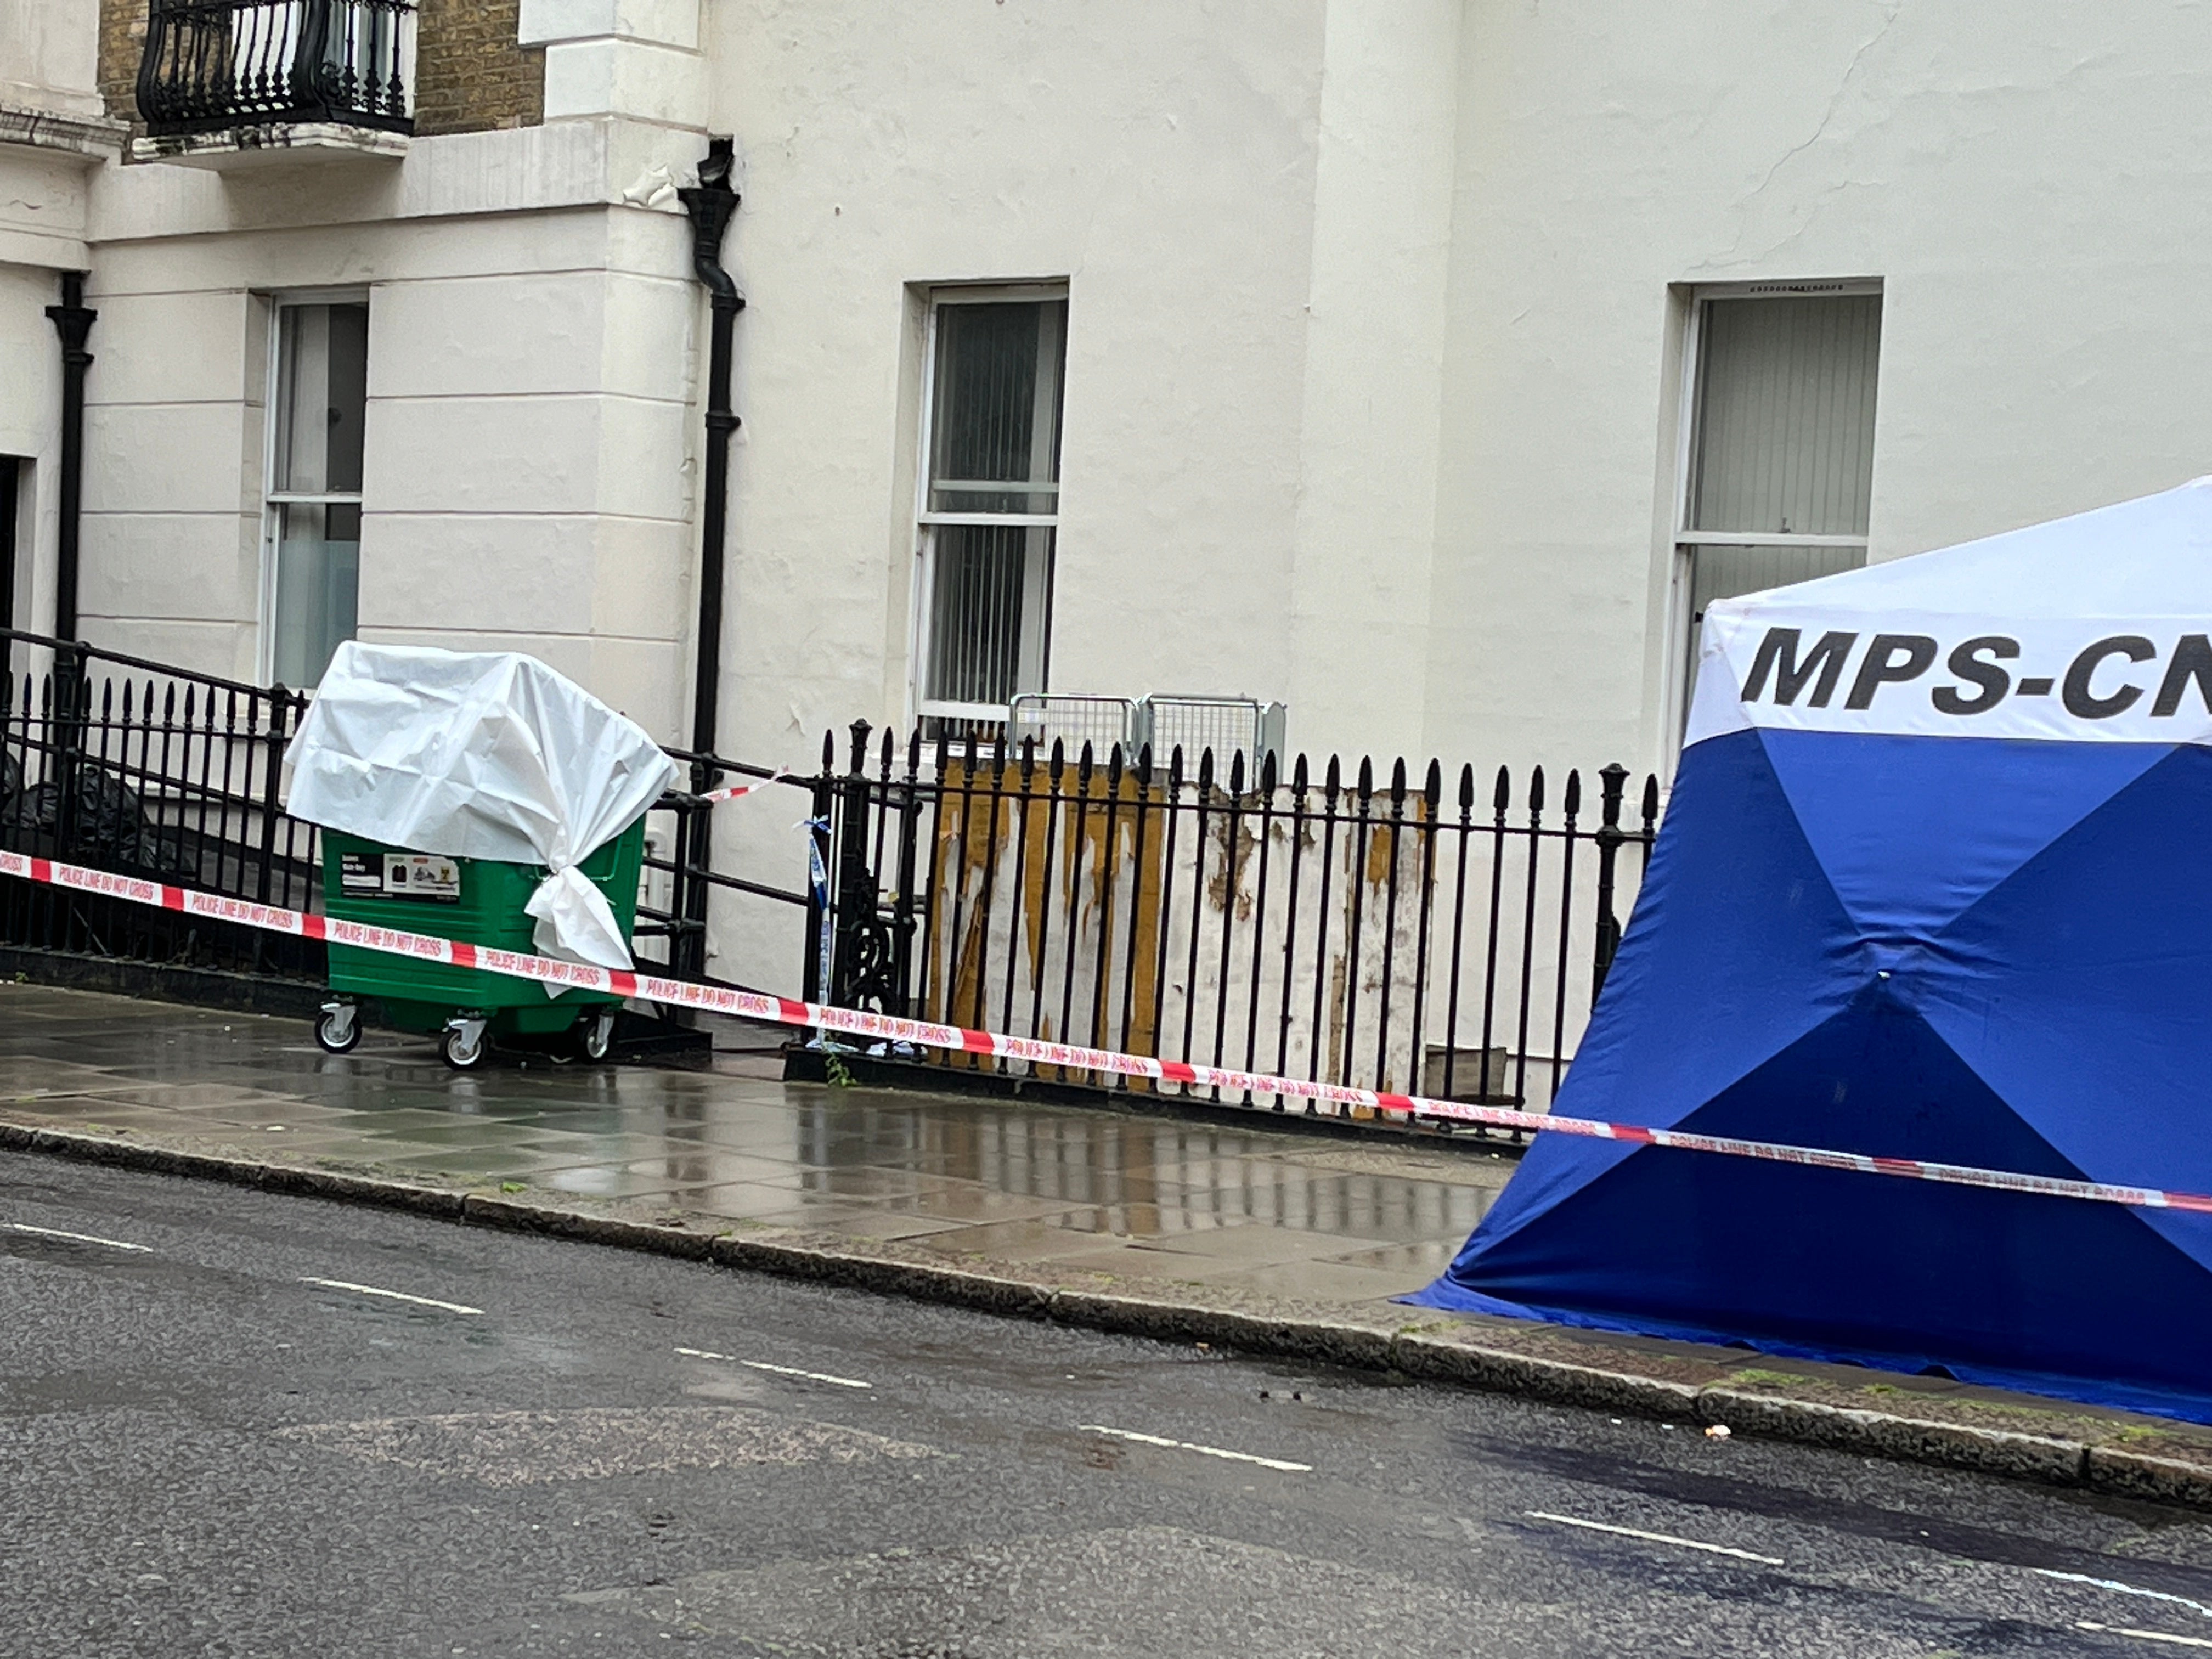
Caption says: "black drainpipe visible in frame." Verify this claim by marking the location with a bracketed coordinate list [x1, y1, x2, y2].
[45, 271, 95, 643]
[677, 139, 744, 760]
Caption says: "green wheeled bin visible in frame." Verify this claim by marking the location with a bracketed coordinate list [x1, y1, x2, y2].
[312, 819, 648, 1069]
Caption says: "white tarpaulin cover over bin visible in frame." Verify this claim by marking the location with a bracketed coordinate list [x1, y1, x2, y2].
[283, 642, 678, 975]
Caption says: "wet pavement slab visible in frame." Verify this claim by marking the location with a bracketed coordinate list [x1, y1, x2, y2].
[0, 984, 1513, 1316]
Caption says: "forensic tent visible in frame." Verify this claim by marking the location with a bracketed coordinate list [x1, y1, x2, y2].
[1412, 477, 2212, 1420]
[285, 642, 677, 973]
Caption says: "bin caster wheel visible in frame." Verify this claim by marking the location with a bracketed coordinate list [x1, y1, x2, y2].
[314, 1001, 360, 1054]
[580, 1010, 617, 1063]
[442, 1017, 489, 1070]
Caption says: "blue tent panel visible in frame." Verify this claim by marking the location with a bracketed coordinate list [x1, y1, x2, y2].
[1920, 743, 2212, 1199]
[1414, 726, 2212, 1422]
[1481, 726, 1863, 1237]
[1760, 729, 2169, 937]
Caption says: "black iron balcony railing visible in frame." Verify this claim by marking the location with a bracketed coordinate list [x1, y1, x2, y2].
[137, 0, 416, 138]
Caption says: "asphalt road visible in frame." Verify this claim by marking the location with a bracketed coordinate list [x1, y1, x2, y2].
[6, 1160, 2212, 1658]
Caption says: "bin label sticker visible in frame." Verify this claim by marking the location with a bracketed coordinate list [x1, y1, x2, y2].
[337, 853, 383, 896]
[380, 854, 460, 902]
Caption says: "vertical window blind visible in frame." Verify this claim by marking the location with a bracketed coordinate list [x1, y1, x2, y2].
[919, 296, 1066, 720]
[1692, 294, 1880, 540]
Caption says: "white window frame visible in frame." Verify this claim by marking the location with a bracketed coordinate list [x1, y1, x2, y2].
[909, 281, 1067, 727]
[1662, 279, 1883, 744]
[258, 286, 369, 687]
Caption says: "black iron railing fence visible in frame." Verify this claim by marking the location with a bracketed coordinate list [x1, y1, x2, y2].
[0, 629, 780, 988]
[651, 746, 816, 985]
[1, 629, 1661, 1125]
[803, 723, 1661, 1122]
[1, 631, 322, 978]
[137, 0, 417, 138]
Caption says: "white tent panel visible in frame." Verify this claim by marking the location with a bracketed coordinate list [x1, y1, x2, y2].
[1689, 477, 2212, 748]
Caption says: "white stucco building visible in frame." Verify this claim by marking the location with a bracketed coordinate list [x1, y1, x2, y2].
[8, 1, 2212, 784]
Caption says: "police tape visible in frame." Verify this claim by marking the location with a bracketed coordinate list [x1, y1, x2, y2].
[693, 767, 789, 805]
[7, 845, 2209, 1218]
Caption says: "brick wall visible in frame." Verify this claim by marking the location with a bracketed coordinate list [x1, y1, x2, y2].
[93, 1, 544, 137]
[412, 0, 544, 136]
[95, 0, 146, 131]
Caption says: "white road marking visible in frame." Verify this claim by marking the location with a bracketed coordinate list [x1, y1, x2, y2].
[2041, 1571, 2212, 1621]
[1079, 1424, 1312, 1474]
[2078, 1623, 2212, 1650]
[1525, 1510, 1784, 1566]
[300, 1277, 481, 1316]
[674, 1347, 872, 1389]
[9, 1222, 150, 1252]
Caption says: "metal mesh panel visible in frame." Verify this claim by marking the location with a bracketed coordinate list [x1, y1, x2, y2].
[1144, 697, 1286, 775]
[1007, 694, 1141, 757]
